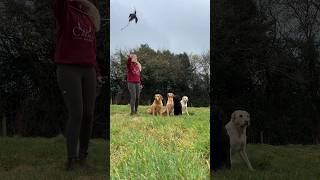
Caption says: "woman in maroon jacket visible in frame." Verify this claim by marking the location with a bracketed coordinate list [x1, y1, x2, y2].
[54, 0, 102, 171]
[127, 54, 142, 115]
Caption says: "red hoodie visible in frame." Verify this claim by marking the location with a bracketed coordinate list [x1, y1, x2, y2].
[54, 0, 100, 77]
[127, 56, 141, 84]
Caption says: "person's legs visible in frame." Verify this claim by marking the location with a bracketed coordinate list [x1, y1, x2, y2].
[56, 65, 83, 169]
[128, 82, 137, 114]
[135, 84, 141, 113]
[79, 67, 96, 162]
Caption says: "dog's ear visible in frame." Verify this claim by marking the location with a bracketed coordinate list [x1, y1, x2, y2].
[231, 112, 236, 122]
[160, 95, 163, 100]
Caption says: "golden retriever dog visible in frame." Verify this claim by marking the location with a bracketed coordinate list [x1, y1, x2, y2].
[225, 110, 254, 171]
[147, 94, 163, 116]
[161, 93, 174, 116]
[180, 96, 189, 115]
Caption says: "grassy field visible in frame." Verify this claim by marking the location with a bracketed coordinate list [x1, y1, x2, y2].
[212, 144, 320, 180]
[0, 135, 107, 180]
[111, 105, 210, 179]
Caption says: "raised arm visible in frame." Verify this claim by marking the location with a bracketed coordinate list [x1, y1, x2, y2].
[127, 55, 132, 70]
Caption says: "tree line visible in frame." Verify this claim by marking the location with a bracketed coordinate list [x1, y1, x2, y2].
[213, 0, 320, 144]
[0, 0, 109, 138]
[110, 44, 210, 107]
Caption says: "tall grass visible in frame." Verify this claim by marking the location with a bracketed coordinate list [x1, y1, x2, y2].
[212, 144, 320, 180]
[111, 105, 210, 179]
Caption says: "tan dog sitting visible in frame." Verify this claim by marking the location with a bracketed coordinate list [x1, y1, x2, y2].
[161, 93, 174, 116]
[147, 94, 163, 116]
[225, 110, 254, 171]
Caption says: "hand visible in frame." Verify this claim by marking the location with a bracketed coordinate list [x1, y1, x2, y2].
[97, 76, 105, 87]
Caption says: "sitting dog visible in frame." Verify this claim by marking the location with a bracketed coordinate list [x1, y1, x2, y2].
[180, 96, 189, 115]
[173, 95, 182, 115]
[147, 94, 163, 116]
[212, 106, 231, 171]
[225, 110, 254, 171]
[161, 93, 174, 116]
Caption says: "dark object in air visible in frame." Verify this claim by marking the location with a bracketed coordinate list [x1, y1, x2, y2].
[129, 10, 138, 23]
[121, 9, 138, 31]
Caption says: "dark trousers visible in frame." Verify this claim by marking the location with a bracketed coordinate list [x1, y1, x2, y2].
[127, 82, 141, 113]
[56, 64, 96, 159]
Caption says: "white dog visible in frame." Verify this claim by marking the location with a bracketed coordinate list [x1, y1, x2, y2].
[225, 110, 254, 171]
[180, 96, 189, 115]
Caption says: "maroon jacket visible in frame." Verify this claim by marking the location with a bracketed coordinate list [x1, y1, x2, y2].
[54, 0, 100, 77]
[127, 56, 141, 84]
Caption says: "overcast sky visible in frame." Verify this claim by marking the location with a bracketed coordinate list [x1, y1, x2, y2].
[110, 0, 210, 55]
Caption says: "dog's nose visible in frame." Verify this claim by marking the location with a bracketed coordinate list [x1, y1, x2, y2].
[244, 121, 249, 125]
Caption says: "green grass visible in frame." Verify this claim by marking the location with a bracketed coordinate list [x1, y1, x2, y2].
[212, 144, 320, 180]
[0, 135, 107, 180]
[110, 105, 210, 180]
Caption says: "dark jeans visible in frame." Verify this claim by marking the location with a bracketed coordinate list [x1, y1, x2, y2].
[56, 64, 96, 159]
[128, 82, 141, 114]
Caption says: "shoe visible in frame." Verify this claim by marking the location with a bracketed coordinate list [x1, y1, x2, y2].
[65, 158, 78, 171]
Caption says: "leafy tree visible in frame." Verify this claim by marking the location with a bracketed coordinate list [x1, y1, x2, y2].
[0, 0, 109, 138]
[110, 45, 210, 107]
[213, 0, 320, 144]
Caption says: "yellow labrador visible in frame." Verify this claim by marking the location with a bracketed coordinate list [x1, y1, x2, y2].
[180, 96, 189, 115]
[147, 94, 163, 116]
[225, 110, 254, 171]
